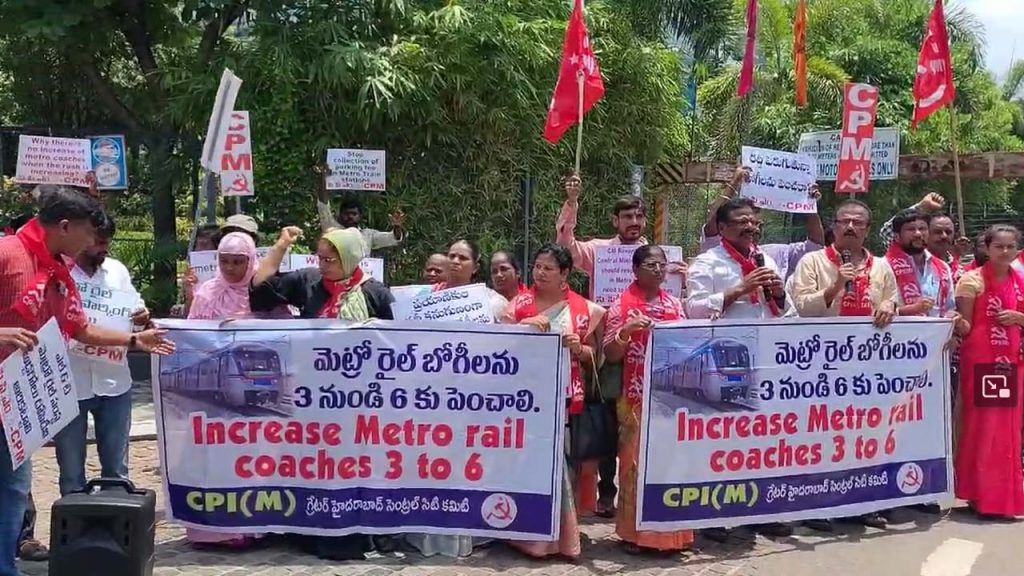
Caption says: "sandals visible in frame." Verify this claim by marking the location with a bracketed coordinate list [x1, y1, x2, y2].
[18, 539, 49, 562]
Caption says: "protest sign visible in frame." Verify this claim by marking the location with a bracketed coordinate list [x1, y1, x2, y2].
[15, 136, 92, 187]
[637, 317, 952, 529]
[836, 83, 880, 194]
[152, 319, 567, 538]
[70, 281, 140, 366]
[89, 135, 129, 190]
[219, 111, 255, 197]
[289, 254, 384, 281]
[592, 245, 683, 307]
[0, 318, 79, 470]
[325, 149, 386, 191]
[740, 146, 817, 213]
[200, 69, 243, 171]
[391, 283, 495, 323]
[798, 127, 899, 182]
[390, 285, 432, 301]
[189, 248, 292, 285]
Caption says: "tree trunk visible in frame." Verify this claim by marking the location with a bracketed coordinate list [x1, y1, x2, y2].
[148, 136, 179, 314]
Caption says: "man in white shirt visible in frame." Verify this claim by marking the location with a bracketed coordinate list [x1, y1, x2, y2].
[52, 212, 150, 496]
[685, 197, 794, 542]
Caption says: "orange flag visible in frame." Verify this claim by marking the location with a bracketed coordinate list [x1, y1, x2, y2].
[794, 0, 807, 107]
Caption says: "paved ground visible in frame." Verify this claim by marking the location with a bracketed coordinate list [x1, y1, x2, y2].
[17, 384, 1023, 576]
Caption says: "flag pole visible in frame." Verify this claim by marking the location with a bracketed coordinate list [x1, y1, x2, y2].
[574, 71, 584, 175]
[948, 104, 966, 232]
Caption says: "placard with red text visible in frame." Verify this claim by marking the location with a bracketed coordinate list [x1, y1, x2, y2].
[70, 281, 140, 366]
[637, 317, 952, 530]
[835, 83, 880, 194]
[219, 111, 255, 197]
[151, 319, 567, 539]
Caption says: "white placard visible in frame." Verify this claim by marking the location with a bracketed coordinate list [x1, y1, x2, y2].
[592, 245, 683, 307]
[70, 282, 140, 366]
[325, 149, 386, 191]
[219, 111, 254, 196]
[189, 247, 290, 285]
[15, 136, 93, 186]
[391, 283, 494, 323]
[289, 254, 384, 281]
[200, 69, 243, 171]
[0, 319, 79, 470]
[740, 146, 818, 214]
[797, 127, 900, 181]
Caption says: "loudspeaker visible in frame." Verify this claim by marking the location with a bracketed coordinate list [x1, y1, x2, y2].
[49, 477, 156, 576]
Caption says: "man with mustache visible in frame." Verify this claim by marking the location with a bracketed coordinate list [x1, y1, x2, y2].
[791, 199, 897, 532]
[879, 192, 970, 283]
[686, 197, 795, 542]
[886, 209, 956, 318]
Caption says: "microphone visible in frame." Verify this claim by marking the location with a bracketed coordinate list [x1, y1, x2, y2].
[753, 252, 774, 302]
[840, 250, 853, 292]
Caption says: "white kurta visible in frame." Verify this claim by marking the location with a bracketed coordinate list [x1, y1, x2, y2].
[686, 245, 797, 319]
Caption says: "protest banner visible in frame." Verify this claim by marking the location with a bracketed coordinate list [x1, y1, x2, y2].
[89, 135, 129, 190]
[391, 283, 495, 323]
[15, 136, 92, 187]
[636, 317, 952, 529]
[189, 248, 292, 285]
[798, 127, 899, 182]
[836, 82, 880, 195]
[325, 149, 386, 191]
[0, 318, 79, 470]
[289, 254, 384, 281]
[592, 245, 684, 307]
[70, 281, 140, 366]
[219, 111, 255, 197]
[152, 319, 567, 538]
[200, 69, 243, 171]
[740, 146, 817, 213]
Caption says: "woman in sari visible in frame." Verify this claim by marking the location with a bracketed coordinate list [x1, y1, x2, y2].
[184, 232, 262, 548]
[490, 250, 524, 302]
[954, 224, 1024, 519]
[604, 245, 693, 554]
[250, 226, 396, 559]
[500, 243, 605, 560]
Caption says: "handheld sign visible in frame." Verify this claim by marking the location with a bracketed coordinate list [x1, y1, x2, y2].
[15, 136, 92, 187]
[593, 245, 684, 307]
[290, 254, 384, 281]
[835, 82, 880, 194]
[200, 69, 243, 171]
[219, 111, 255, 197]
[391, 283, 494, 323]
[70, 282, 140, 366]
[740, 146, 817, 213]
[188, 247, 292, 285]
[89, 135, 129, 190]
[325, 149, 386, 191]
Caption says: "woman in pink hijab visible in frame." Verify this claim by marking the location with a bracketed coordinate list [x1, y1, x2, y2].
[185, 232, 261, 547]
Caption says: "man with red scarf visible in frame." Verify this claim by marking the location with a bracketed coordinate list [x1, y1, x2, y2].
[0, 186, 173, 576]
[886, 209, 955, 319]
[686, 197, 794, 541]
[878, 193, 970, 284]
[791, 199, 897, 532]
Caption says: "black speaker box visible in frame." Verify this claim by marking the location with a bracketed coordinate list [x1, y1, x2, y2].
[48, 477, 156, 576]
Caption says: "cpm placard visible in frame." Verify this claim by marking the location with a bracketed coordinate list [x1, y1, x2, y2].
[15, 136, 92, 187]
[219, 111, 255, 197]
[835, 83, 880, 194]
[70, 281, 140, 366]
[325, 149, 386, 191]
[151, 319, 567, 538]
[637, 317, 952, 529]
[740, 146, 817, 213]
[0, 319, 79, 470]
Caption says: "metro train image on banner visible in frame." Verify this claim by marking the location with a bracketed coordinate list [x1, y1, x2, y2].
[663, 337, 755, 405]
[161, 343, 284, 408]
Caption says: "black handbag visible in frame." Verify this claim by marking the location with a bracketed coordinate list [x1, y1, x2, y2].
[568, 362, 618, 463]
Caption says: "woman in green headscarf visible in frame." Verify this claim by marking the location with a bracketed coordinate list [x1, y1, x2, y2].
[251, 226, 394, 321]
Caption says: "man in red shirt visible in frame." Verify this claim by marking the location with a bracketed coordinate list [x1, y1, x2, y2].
[0, 185, 173, 576]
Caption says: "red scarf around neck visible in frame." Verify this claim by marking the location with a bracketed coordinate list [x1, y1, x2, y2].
[14, 218, 82, 339]
[721, 239, 781, 317]
[947, 255, 962, 284]
[319, 266, 364, 318]
[885, 243, 950, 315]
[977, 262, 1024, 366]
[619, 282, 682, 407]
[512, 286, 591, 415]
[824, 245, 874, 317]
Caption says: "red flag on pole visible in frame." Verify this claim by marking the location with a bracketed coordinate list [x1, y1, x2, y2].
[793, 0, 807, 107]
[912, 0, 955, 127]
[543, 0, 604, 144]
[737, 0, 758, 97]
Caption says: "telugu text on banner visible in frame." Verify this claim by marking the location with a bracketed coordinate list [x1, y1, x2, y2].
[152, 320, 567, 539]
[70, 281, 140, 366]
[637, 318, 952, 529]
[740, 146, 818, 214]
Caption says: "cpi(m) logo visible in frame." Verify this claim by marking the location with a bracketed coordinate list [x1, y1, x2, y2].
[973, 363, 1019, 408]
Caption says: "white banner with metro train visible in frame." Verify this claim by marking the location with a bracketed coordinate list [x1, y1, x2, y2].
[637, 317, 953, 530]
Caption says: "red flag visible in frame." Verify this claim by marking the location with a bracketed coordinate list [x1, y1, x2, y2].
[793, 0, 807, 107]
[737, 0, 758, 97]
[543, 0, 605, 144]
[912, 0, 955, 127]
